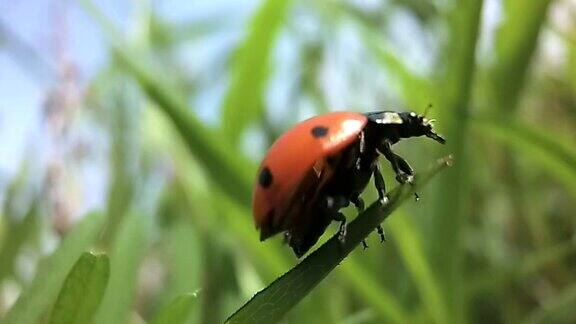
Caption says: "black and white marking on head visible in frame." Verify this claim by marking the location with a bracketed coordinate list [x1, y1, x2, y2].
[258, 166, 273, 188]
[366, 111, 404, 125]
[311, 126, 329, 137]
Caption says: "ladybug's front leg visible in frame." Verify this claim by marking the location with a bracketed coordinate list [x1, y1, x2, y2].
[378, 140, 419, 200]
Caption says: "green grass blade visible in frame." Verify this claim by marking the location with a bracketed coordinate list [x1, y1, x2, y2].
[467, 240, 576, 295]
[430, 2, 483, 322]
[102, 81, 139, 245]
[357, 23, 434, 109]
[338, 261, 408, 323]
[472, 117, 576, 198]
[491, 0, 553, 110]
[388, 214, 448, 324]
[93, 210, 151, 324]
[226, 156, 452, 324]
[48, 252, 110, 324]
[77, 0, 254, 206]
[0, 201, 39, 284]
[151, 293, 199, 324]
[146, 107, 289, 277]
[222, 0, 293, 142]
[3, 212, 105, 324]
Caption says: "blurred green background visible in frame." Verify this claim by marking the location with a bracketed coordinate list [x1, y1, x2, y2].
[1, 0, 576, 323]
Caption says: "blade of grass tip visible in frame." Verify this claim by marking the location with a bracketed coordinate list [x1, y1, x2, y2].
[472, 116, 576, 198]
[48, 252, 110, 324]
[77, 0, 254, 206]
[93, 210, 151, 324]
[225, 156, 452, 324]
[388, 214, 448, 324]
[524, 282, 576, 324]
[3, 212, 105, 324]
[430, 2, 483, 323]
[151, 292, 199, 324]
[491, 0, 553, 111]
[221, 0, 293, 143]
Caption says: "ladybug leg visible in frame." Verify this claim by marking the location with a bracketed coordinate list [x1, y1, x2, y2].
[373, 164, 388, 204]
[378, 140, 403, 178]
[378, 140, 418, 200]
[332, 211, 347, 243]
[353, 193, 385, 243]
[356, 131, 366, 170]
[376, 225, 387, 243]
[324, 196, 349, 243]
[283, 231, 291, 244]
[350, 194, 365, 212]
[393, 152, 419, 201]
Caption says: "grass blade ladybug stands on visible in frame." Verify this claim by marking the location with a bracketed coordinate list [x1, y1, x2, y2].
[227, 110, 450, 323]
[253, 111, 446, 257]
[229, 155, 452, 323]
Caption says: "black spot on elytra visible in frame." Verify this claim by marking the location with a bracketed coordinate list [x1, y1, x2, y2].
[311, 126, 329, 138]
[258, 167, 273, 188]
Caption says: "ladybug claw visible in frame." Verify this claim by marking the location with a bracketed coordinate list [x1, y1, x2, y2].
[377, 225, 386, 242]
[396, 173, 413, 184]
[378, 195, 389, 206]
[283, 232, 291, 244]
[338, 223, 347, 243]
[362, 240, 368, 249]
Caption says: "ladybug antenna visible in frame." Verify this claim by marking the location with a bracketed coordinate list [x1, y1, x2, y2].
[423, 103, 433, 117]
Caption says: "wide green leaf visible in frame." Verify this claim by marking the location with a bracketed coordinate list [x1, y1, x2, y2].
[226, 156, 452, 323]
[49, 252, 110, 324]
[3, 212, 105, 324]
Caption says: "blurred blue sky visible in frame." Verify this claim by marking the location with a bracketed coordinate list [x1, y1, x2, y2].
[0, 0, 255, 183]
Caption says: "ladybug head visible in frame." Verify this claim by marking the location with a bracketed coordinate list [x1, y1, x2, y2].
[401, 112, 446, 144]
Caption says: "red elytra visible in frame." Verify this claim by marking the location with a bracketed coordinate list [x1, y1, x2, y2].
[252, 112, 367, 240]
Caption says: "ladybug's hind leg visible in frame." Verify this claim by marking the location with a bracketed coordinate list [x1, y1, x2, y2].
[351, 194, 371, 249]
[323, 196, 350, 243]
[353, 190, 386, 244]
[332, 211, 347, 243]
[350, 194, 365, 212]
[373, 163, 388, 204]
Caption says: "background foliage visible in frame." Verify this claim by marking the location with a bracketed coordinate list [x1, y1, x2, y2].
[1, 0, 576, 323]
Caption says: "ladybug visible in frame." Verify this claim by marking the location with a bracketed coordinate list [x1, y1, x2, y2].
[252, 110, 446, 257]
